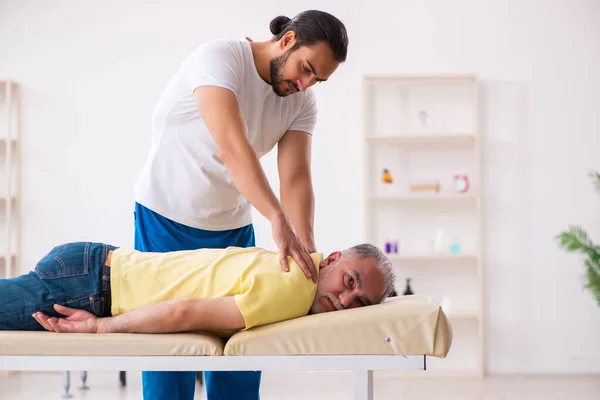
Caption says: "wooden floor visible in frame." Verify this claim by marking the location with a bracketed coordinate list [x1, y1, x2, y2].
[1, 371, 599, 399]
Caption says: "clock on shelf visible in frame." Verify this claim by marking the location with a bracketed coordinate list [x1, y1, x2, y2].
[453, 174, 469, 193]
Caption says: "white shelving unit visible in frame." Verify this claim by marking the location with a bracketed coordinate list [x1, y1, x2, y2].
[362, 75, 483, 376]
[0, 81, 20, 279]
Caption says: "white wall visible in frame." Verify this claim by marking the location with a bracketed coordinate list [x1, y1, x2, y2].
[1, 0, 599, 374]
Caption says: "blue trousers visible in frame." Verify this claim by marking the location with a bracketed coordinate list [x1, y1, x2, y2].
[134, 202, 261, 400]
[0, 242, 115, 330]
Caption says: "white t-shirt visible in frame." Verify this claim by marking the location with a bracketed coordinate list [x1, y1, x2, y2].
[133, 39, 318, 231]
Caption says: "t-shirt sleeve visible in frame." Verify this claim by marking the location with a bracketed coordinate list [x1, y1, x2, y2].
[233, 274, 313, 329]
[287, 89, 318, 135]
[183, 41, 242, 96]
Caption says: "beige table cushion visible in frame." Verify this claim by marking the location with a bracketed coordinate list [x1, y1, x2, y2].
[0, 331, 224, 356]
[225, 295, 452, 358]
[0, 296, 451, 358]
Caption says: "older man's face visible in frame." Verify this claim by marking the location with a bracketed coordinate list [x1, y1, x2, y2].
[310, 252, 386, 314]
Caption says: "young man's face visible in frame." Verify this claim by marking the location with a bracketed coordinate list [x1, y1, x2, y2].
[310, 252, 386, 314]
[269, 36, 340, 97]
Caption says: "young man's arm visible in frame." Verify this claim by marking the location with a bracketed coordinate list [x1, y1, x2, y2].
[33, 297, 246, 334]
[194, 85, 317, 282]
[277, 129, 316, 253]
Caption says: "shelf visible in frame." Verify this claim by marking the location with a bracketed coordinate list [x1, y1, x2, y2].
[0, 80, 20, 279]
[366, 134, 476, 149]
[447, 311, 479, 320]
[0, 197, 17, 207]
[363, 74, 482, 376]
[387, 253, 478, 262]
[364, 74, 477, 82]
[378, 369, 482, 378]
[370, 193, 477, 203]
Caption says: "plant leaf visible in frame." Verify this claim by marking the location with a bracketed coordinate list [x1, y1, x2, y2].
[589, 170, 600, 194]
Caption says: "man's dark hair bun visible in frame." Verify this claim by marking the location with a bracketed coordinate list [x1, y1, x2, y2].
[269, 16, 291, 35]
[269, 10, 349, 63]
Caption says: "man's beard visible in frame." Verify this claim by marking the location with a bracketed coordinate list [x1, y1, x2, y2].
[269, 50, 295, 97]
[309, 267, 343, 314]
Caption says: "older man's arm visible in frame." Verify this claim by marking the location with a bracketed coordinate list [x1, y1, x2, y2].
[101, 297, 245, 333]
[33, 297, 246, 334]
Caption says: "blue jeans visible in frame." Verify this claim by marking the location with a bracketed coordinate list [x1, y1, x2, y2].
[134, 202, 260, 400]
[0, 242, 116, 330]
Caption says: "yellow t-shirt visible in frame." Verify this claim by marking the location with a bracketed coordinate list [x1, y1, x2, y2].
[109, 246, 323, 330]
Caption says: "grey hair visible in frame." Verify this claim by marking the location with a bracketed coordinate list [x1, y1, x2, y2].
[341, 243, 396, 302]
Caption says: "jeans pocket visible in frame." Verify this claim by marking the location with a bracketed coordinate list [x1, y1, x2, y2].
[34, 242, 90, 280]
[63, 292, 104, 318]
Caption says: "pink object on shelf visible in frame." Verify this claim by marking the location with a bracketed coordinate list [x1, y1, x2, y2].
[453, 174, 469, 193]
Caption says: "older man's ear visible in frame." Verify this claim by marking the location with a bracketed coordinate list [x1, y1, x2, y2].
[319, 251, 342, 270]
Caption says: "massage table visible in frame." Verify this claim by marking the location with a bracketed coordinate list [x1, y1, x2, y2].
[0, 295, 452, 399]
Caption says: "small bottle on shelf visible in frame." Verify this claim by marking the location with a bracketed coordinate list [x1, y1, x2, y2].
[403, 278, 414, 295]
[448, 237, 462, 254]
[432, 228, 444, 253]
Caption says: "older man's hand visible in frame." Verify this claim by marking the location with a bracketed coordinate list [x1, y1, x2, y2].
[32, 304, 99, 333]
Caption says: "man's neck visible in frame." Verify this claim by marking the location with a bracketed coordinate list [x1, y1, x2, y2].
[249, 40, 275, 85]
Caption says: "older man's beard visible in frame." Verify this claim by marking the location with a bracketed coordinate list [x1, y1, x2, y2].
[309, 266, 343, 314]
[269, 50, 294, 97]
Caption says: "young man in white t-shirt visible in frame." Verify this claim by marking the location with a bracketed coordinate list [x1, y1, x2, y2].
[132, 9, 349, 400]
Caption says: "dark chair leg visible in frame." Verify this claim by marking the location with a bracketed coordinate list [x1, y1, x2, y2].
[196, 371, 204, 386]
[119, 371, 127, 387]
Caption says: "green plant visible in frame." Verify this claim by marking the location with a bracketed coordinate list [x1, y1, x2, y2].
[555, 171, 600, 306]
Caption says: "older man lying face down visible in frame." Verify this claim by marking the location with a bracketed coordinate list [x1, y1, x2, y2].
[0, 242, 395, 334]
